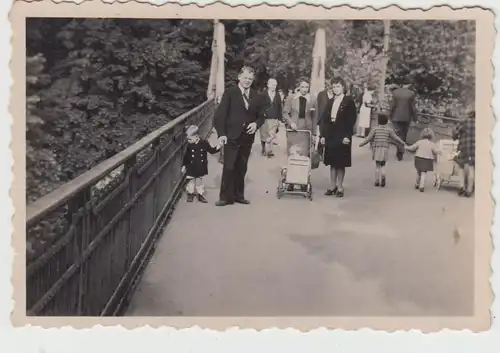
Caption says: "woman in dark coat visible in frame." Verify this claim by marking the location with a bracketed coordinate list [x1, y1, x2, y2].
[318, 77, 357, 197]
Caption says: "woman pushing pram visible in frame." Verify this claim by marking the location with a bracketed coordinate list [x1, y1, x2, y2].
[280, 78, 318, 195]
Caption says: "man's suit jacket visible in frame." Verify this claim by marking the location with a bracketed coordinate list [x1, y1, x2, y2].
[214, 85, 266, 141]
[390, 87, 417, 123]
[283, 92, 317, 131]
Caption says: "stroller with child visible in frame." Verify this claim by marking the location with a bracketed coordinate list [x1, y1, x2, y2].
[276, 129, 316, 201]
[433, 139, 461, 190]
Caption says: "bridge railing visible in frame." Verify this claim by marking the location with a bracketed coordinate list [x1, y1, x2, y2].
[25, 99, 216, 316]
[373, 105, 461, 144]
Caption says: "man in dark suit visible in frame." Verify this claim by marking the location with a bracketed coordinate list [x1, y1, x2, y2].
[214, 66, 265, 206]
[390, 82, 417, 160]
[258, 78, 283, 157]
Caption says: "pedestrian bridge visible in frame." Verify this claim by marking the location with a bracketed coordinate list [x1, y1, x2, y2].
[26, 98, 474, 317]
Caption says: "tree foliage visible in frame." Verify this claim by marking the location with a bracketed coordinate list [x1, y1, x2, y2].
[26, 18, 213, 202]
[221, 19, 474, 115]
[27, 19, 474, 202]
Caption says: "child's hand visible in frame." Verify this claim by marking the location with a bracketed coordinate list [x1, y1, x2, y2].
[181, 165, 186, 173]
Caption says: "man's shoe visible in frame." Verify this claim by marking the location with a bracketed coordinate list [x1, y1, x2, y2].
[215, 200, 233, 206]
[235, 198, 250, 205]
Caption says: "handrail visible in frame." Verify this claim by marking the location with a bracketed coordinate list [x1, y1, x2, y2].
[27, 99, 214, 227]
[376, 104, 462, 123]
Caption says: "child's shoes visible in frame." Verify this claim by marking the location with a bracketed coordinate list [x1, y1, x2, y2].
[187, 192, 208, 203]
[197, 194, 208, 203]
[380, 177, 386, 187]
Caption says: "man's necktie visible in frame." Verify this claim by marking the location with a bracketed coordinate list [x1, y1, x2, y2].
[242, 90, 250, 109]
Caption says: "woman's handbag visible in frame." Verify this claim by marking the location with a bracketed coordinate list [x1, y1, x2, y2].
[311, 150, 321, 169]
[311, 144, 322, 169]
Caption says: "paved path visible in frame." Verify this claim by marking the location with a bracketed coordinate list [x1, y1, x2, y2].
[127, 126, 474, 316]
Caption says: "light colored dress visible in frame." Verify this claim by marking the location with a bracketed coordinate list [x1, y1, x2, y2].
[357, 89, 373, 135]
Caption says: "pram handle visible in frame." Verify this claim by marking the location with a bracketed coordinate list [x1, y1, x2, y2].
[286, 128, 313, 135]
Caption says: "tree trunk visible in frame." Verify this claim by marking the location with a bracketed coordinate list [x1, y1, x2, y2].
[378, 20, 391, 111]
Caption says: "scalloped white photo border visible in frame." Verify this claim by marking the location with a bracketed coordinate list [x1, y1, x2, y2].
[1, 0, 499, 351]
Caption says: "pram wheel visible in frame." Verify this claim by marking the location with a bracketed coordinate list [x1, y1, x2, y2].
[434, 175, 442, 189]
[307, 182, 313, 201]
[276, 180, 283, 199]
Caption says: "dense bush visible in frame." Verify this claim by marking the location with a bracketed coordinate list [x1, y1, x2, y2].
[26, 18, 213, 202]
[26, 19, 474, 203]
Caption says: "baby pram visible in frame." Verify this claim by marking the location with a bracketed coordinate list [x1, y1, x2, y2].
[433, 139, 461, 189]
[276, 129, 314, 200]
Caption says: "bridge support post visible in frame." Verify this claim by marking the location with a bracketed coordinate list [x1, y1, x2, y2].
[207, 19, 226, 104]
[310, 27, 326, 98]
[310, 27, 326, 146]
[377, 20, 391, 110]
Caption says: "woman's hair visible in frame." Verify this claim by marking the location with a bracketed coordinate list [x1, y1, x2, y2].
[297, 77, 309, 87]
[377, 114, 389, 125]
[330, 76, 346, 91]
[420, 127, 435, 140]
[365, 84, 376, 91]
[186, 125, 199, 137]
[330, 76, 347, 93]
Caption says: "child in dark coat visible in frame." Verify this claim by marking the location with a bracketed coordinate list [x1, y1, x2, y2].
[181, 125, 220, 203]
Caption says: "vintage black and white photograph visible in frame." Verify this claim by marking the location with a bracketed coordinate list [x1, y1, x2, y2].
[19, 5, 490, 329]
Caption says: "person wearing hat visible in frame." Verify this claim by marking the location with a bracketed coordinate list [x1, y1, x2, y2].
[181, 125, 221, 203]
